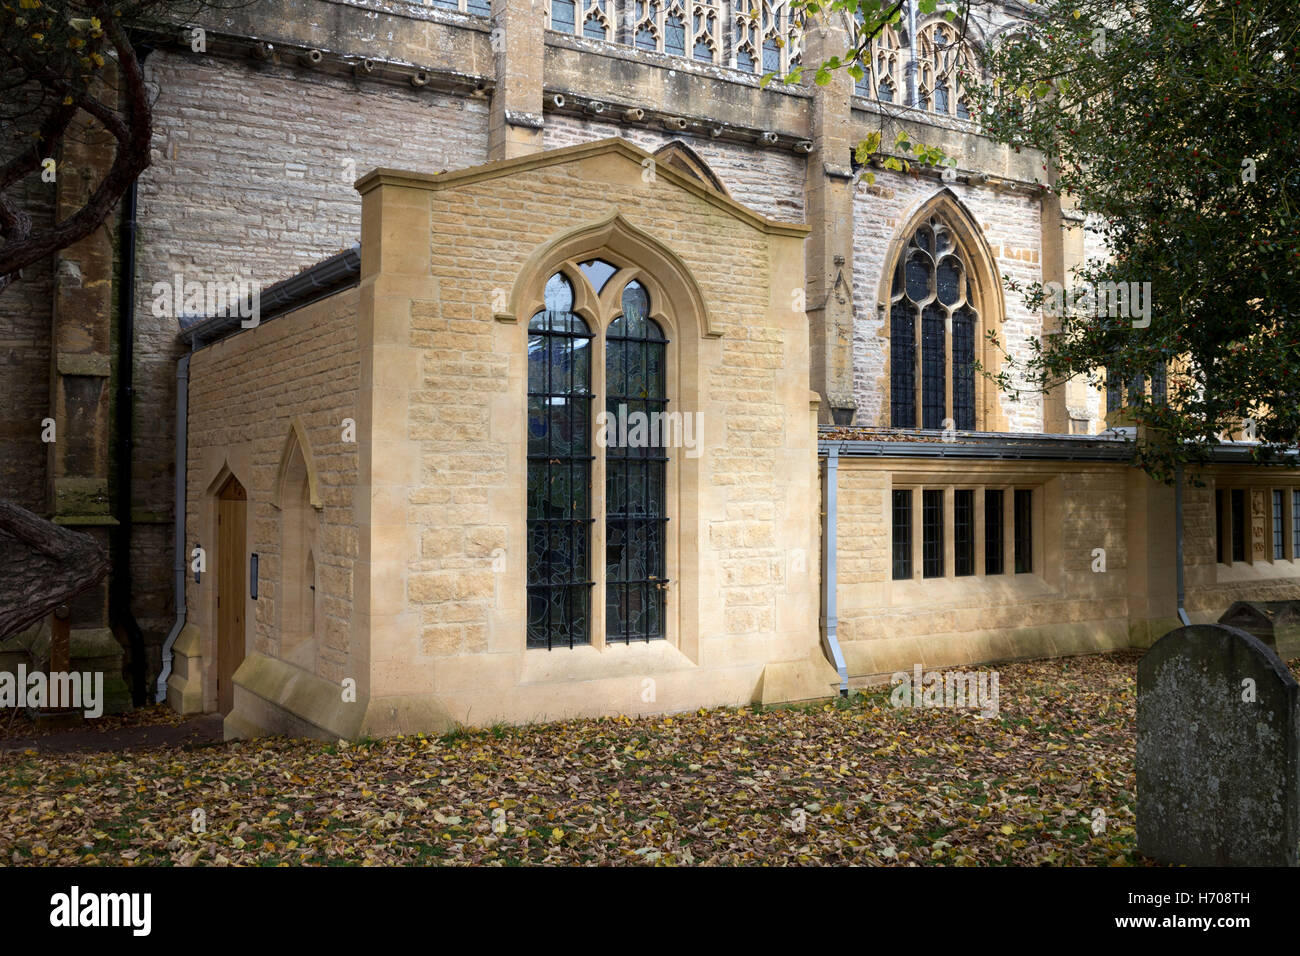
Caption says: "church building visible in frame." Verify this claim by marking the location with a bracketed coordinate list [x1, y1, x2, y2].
[3, 0, 1297, 739]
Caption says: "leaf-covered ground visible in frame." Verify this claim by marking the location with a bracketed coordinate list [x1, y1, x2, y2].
[0, 651, 1153, 865]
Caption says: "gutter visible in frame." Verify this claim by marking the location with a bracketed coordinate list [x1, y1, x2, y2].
[817, 436, 1134, 462]
[155, 355, 188, 702]
[181, 244, 360, 350]
[817, 427, 1300, 465]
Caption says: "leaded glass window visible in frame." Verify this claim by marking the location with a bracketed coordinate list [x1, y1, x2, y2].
[1216, 489, 1225, 563]
[890, 216, 978, 431]
[916, 21, 976, 118]
[856, 18, 904, 101]
[1014, 489, 1033, 573]
[892, 484, 1035, 581]
[922, 489, 944, 578]
[432, 0, 490, 15]
[730, 0, 801, 76]
[892, 489, 912, 580]
[546, 0, 613, 39]
[1275, 489, 1285, 560]
[954, 489, 974, 576]
[1231, 489, 1246, 562]
[606, 281, 669, 643]
[984, 489, 1004, 574]
[527, 274, 594, 648]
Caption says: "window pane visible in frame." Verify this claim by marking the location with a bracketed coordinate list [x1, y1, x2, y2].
[1014, 489, 1033, 573]
[923, 489, 944, 578]
[905, 252, 931, 301]
[526, 277, 592, 649]
[1215, 489, 1224, 563]
[621, 280, 650, 326]
[985, 489, 1004, 575]
[578, 258, 619, 294]
[921, 304, 946, 430]
[890, 302, 916, 427]
[955, 489, 974, 576]
[936, 257, 961, 306]
[1231, 489, 1246, 562]
[1274, 489, 1285, 560]
[892, 490, 912, 580]
[550, 0, 576, 32]
[606, 300, 668, 644]
[544, 272, 574, 312]
[952, 305, 975, 431]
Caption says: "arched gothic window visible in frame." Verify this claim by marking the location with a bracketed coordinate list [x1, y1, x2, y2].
[547, 0, 614, 40]
[856, 20, 905, 102]
[889, 215, 978, 431]
[851, 7, 979, 119]
[731, 0, 802, 76]
[526, 264, 674, 649]
[916, 21, 976, 119]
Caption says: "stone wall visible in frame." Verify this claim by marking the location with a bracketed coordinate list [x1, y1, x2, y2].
[1184, 477, 1300, 616]
[542, 116, 807, 224]
[833, 457, 1130, 681]
[0, 180, 55, 513]
[184, 290, 361, 710]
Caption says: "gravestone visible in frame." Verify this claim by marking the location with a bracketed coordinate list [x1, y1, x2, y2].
[1137, 623, 1300, 866]
[1219, 601, 1300, 663]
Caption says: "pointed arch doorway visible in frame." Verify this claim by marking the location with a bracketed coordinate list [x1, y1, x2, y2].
[216, 474, 247, 715]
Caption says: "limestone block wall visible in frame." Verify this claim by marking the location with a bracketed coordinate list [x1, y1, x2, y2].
[184, 290, 361, 712]
[0, 181, 54, 513]
[834, 457, 1131, 682]
[1184, 474, 1300, 617]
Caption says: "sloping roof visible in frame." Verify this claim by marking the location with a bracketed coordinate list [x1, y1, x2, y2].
[355, 137, 809, 238]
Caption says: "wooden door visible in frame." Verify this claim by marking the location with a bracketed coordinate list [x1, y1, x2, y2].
[217, 476, 247, 715]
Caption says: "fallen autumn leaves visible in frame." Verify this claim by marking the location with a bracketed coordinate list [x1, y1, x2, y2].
[0, 651, 1150, 866]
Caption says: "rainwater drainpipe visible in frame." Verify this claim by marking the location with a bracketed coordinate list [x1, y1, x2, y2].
[821, 445, 849, 695]
[155, 354, 188, 702]
[1175, 462, 1190, 627]
[112, 46, 151, 706]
